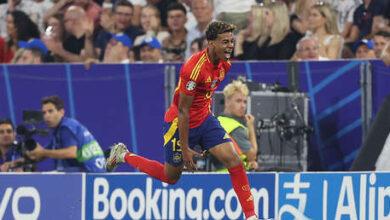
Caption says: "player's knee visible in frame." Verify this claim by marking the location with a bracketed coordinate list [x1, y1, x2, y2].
[167, 178, 179, 185]
[165, 172, 181, 185]
[222, 153, 242, 168]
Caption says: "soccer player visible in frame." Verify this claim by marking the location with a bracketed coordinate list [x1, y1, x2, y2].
[105, 21, 258, 220]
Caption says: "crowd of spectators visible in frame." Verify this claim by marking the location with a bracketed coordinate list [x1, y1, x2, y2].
[0, 0, 390, 64]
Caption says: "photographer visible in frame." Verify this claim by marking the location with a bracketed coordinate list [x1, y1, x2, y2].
[212, 81, 259, 171]
[0, 119, 22, 172]
[26, 95, 106, 172]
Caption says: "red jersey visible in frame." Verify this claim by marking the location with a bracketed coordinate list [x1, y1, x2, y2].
[165, 49, 231, 128]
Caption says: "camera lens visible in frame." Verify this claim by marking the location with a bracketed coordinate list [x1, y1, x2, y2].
[25, 139, 37, 151]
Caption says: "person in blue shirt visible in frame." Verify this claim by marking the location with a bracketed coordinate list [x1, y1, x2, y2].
[26, 95, 106, 172]
[0, 119, 22, 172]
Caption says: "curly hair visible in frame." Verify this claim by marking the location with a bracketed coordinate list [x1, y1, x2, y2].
[205, 21, 236, 41]
[10, 11, 40, 41]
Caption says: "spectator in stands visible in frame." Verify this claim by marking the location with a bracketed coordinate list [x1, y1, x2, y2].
[102, 33, 134, 63]
[0, 35, 12, 63]
[373, 31, 390, 58]
[134, 5, 169, 46]
[293, 35, 329, 60]
[43, 13, 66, 62]
[323, 0, 361, 40]
[4, 10, 40, 63]
[85, 33, 134, 68]
[44, 0, 101, 29]
[33, 0, 54, 32]
[15, 48, 44, 64]
[73, 0, 102, 28]
[189, 37, 204, 55]
[26, 95, 106, 172]
[162, 2, 187, 62]
[235, 1, 296, 60]
[145, 0, 174, 28]
[307, 2, 343, 59]
[0, 0, 40, 39]
[0, 119, 22, 172]
[381, 41, 390, 65]
[43, 6, 95, 62]
[16, 38, 48, 64]
[128, 0, 147, 27]
[138, 36, 163, 63]
[178, 0, 197, 31]
[371, 15, 390, 39]
[290, 0, 316, 36]
[288, 0, 316, 48]
[185, 0, 214, 59]
[211, 81, 258, 172]
[213, 0, 256, 32]
[344, 0, 388, 43]
[94, 0, 143, 60]
[354, 38, 376, 59]
[10, 48, 24, 63]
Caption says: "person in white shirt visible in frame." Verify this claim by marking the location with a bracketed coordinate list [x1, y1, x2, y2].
[184, 0, 213, 59]
[323, 0, 362, 39]
[293, 35, 329, 61]
[213, 0, 256, 32]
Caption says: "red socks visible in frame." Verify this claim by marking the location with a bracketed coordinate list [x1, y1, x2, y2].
[228, 163, 256, 219]
[124, 153, 177, 184]
[124, 154, 255, 217]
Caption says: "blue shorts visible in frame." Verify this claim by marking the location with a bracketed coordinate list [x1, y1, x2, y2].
[162, 114, 231, 166]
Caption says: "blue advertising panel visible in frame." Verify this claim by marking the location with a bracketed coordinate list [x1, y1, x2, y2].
[85, 173, 276, 220]
[278, 172, 390, 220]
[0, 173, 82, 220]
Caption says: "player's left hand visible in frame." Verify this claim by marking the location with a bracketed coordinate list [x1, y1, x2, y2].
[182, 146, 203, 172]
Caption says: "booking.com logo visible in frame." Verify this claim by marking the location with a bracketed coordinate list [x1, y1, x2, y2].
[92, 177, 271, 220]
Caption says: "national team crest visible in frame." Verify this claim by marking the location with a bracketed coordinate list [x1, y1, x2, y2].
[173, 152, 182, 163]
[186, 81, 196, 91]
[219, 69, 225, 81]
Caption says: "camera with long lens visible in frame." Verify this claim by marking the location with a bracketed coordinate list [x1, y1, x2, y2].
[258, 112, 313, 141]
[12, 110, 49, 172]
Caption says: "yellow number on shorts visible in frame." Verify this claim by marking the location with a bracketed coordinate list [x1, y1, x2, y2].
[171, 138, 182, 151]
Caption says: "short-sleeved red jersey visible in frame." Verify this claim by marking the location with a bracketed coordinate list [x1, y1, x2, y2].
[164, 49, 231, 128]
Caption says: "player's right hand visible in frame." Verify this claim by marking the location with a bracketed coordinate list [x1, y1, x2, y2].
[245, 114, 255, 128]
[181, 146, 203, 172]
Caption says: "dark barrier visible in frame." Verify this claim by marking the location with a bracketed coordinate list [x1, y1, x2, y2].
[1, 60, 389, 171]
[350, 95, 390, 171]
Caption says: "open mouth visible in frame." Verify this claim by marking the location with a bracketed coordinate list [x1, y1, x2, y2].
[224, 51, 232, 60]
